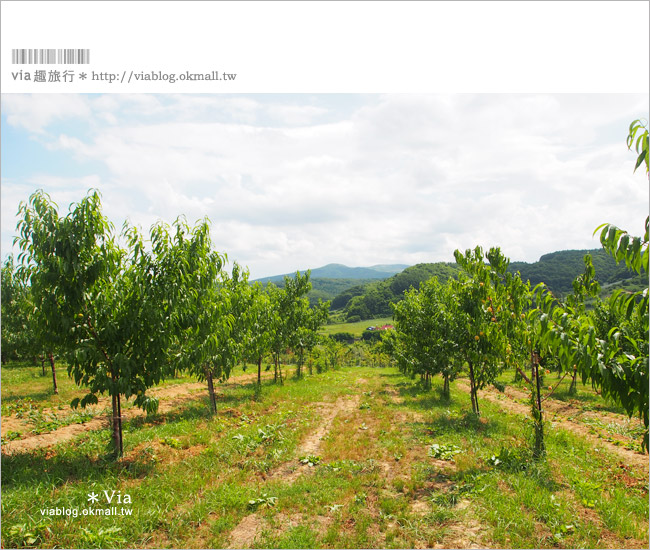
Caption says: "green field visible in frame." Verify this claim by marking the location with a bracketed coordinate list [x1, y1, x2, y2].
[321, 317, 393, 337]
[1, 361, 648, 549]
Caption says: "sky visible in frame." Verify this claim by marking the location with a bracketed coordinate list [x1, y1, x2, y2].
[1, 93, 648, 280]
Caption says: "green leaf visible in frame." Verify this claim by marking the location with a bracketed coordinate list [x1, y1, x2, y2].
[634, 149, 647, 172]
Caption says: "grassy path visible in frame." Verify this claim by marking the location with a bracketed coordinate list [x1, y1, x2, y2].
[454, 379, 648, 472]
[2, 365, 648, 548]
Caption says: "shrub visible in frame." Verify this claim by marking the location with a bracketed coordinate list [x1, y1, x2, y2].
[330, 332, 355, 344]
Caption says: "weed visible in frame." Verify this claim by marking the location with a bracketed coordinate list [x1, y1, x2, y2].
[431, 482, 474, 508]
[353, 492, 367, 505]
[79, 526, 126, 548]
[3, 398, 39, 417]
[19, 407, 98, 435]
[6, 519, 52, 548]
[248, 493, 278, 510]
[487, 445, 532, 472]
[161, 436, 182, 449]
[1, 431, 22, 444]
[299, 455, 321, 466]
[552, 523, 575, 542]
[326, 503, 343, 512]
[428, 443, 462, 460]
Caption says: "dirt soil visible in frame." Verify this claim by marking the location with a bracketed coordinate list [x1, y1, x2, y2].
[265, 394, 360, 483]
[224, 512, 331, 550]
[226, 395, 360, 548]
[455, 379, 649, 473]
[1, 371, 267, 455]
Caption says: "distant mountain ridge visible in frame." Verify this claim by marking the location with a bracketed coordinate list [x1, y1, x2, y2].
[508, 248, 637, 292]
[331, 248, 641, 322]
[254, 263, 408, 283]
[254, 249, 643, 320]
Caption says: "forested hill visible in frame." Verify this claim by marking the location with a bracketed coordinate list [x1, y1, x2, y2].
[331, 248, 640, 321]
[254, 264, 409, 308]
[256, 248, 640, 321]
[255, 263, 408, 284]
[335, 263, 460, 321]
[508, 248, 637, 292]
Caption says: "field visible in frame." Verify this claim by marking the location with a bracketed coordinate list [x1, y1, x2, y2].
[321, 317, 393, 337]
[1, 360, 648, 549]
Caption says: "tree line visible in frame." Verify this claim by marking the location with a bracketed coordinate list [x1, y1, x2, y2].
[386, 119, 649, 454]
[3, 192, 329, 457]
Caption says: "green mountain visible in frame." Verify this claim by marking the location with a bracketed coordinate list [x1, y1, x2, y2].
[254, 263, 408, 284]
[257, 249, 643, 321]
[333, 248, 641, 321]
[508, 248, 637, 294]
[305, 278, 382, 307]
[339, 263, 460, 320]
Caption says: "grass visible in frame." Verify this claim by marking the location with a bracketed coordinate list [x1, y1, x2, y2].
[1, 360, 200, 412]
[320, 317, 393, 337]
[494, 369, 630, 416]
[1, 361, 648, 549]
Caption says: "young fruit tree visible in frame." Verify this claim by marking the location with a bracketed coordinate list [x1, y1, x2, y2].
[533, 119, 649, 450]
[15, 190, 194, 457]
[243, 282, 275, 387]
[267, 271, 314, 384]
[1, 256, 33, 365]
[199, 263, 253, 412]
[154, 217, 235, 414]
[292, 298, 329, 379]
[389, 277, 460, 397]
[451, 246, 523, 416]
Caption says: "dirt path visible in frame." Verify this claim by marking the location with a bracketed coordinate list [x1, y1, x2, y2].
[267, 394, 360, 483]
[226, 395, 360, 549]
[1, 371, 267, 455]
[455, 380, 649, 472]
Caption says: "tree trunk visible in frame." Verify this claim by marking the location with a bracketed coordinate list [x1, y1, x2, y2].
[569, 366, 577, 395]
[297, 348, 304, 379]
[273, 353, 279, 383]
[468, 361, 480, 416]
[117, 393, 123, 456]
[206, 368, 217, 413]
[257, 356, 262, 386]
[308, 354, 313, 375]
[47, 351, 58, 394]
[443, 373, 450, 399]
[533, 355, 545, 458]
[41, 354, 46, 376]
[108, 369, 124, 458]
[110, 392, 122, 457]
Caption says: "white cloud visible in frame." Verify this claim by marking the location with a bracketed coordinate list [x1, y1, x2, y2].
[2, 94, 91, 134]
[266, 104, 328, 126]
[2, 93, 648, 278]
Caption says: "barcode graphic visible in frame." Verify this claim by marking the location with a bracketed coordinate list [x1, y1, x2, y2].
[11, 49, 90, 64]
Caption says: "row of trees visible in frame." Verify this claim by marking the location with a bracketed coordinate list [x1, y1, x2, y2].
[388, 119, 649, 453]
[387, 247, 530, 414]
[5, 190, 329, 456]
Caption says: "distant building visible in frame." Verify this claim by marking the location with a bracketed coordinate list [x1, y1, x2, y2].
[366, 324, 393, 331]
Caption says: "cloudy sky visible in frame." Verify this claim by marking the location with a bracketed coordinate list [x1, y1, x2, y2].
[1, 93, 648, 279]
